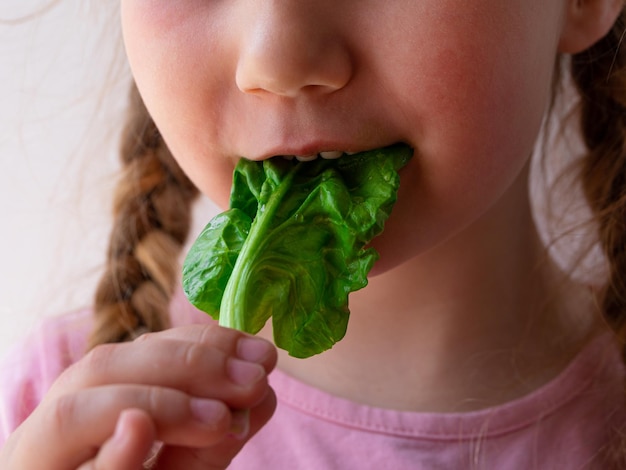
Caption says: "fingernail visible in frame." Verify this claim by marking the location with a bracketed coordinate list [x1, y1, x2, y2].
[190, 399, 227, 425]
[227, 358, 265, 386]
[229, 409, 250, 440]
[237, 336, 273, 363]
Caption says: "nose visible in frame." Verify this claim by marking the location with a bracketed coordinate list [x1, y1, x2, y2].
[235, 3, 353, 98]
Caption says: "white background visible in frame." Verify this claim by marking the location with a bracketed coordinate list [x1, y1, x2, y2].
[0, 1, 132, 358]
[0, 1, 219, 361]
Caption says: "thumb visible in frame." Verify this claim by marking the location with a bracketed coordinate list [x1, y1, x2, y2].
[156, 388, 277, 469]
[77, 409, 157, 470]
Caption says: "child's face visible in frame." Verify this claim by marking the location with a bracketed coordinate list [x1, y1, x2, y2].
[121, 1, 570, 272]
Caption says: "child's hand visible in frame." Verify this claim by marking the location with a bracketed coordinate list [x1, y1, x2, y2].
[0, 324, 277, 469]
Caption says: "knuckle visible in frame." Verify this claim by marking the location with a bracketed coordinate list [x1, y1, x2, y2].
[146, 386, 162, 414]
[179, 341, 232, 396]
[144, 386, 184, 422]
[197, 323, 229, 345]
[47, 394, 77, 440]
[35, 394, 99, 467]
[83, 343, 117, 373]
[181, 341, 212, 371]
[133, 331, 156, 344]
[54, 344, 117, 390]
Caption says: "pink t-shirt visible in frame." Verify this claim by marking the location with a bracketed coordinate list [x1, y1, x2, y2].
[1, 293, 624, 469]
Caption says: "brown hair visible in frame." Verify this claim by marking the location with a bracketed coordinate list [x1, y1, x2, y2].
[87, 84, 198, 349]
[572, 9, 626, 352]
[570, 8, 626, 465]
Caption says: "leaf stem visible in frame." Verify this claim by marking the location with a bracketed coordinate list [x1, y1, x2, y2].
[219, 162, 301, 330]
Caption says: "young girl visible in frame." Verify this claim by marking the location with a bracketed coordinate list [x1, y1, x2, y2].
[1, 0, 626, 468]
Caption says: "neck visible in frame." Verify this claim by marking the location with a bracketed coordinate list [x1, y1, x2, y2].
[268, 168, 602, 412]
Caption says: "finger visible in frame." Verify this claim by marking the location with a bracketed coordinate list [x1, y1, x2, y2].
[157, 388, 278, 470]
[77, 409, 157, 470]
[144, 327, 277, 379]
[50, 328, 276, 409]
[147, 325, 278, 373]
[21, 385, 233, 470]
[153, 324, 242, 351]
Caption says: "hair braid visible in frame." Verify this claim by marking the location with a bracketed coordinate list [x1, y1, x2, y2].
[571, 11, 626, 350]
[88, 83, 198, 349]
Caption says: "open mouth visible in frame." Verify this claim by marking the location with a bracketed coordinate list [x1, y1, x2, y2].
[277, 143, 413, 164]
[281, 150, 354, 161]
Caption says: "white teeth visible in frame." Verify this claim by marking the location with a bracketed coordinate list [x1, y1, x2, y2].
[287, 151, 348, 162]
[319, 151, 343, 159]
[295, 154, 318, 162]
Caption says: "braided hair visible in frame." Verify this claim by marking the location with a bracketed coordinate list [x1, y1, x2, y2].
[88, 83, 198, 349]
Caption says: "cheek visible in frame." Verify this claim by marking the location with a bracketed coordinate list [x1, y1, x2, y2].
[370, 8, 560, 270]
[121, 1, 236, 207]
[121, 1, 223, 130]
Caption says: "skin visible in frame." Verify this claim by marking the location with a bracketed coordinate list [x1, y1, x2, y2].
[0, 325, 277, 469]
[1, 0, 623, 468]
[119, 0, 621, 409]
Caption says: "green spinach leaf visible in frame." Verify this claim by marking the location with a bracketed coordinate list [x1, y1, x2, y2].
[182, 143, 412, 358]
